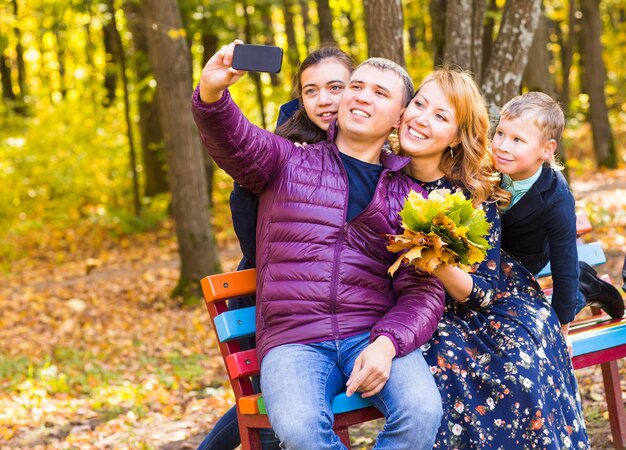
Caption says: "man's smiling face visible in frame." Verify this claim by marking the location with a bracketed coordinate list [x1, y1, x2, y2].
[337, 64, 407, 142]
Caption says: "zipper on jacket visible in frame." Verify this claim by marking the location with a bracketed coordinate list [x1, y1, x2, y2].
[328, 154, 392, 339]
[328, 152, 351, 341]
[329, 221, 348, 340]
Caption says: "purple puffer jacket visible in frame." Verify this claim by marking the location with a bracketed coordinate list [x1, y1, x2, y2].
[192, 88, 445, 361]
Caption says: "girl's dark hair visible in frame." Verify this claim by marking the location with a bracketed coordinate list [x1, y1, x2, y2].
[276, 108, 327, 143]
[275, 46, 355, 143]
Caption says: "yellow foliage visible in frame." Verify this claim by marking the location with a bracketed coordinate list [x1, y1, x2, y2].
[167, 28, 187, 40]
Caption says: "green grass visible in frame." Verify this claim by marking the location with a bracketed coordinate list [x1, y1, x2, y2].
[1, 345, 209, 399]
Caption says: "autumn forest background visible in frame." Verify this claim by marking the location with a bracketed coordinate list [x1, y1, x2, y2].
[1, 0, 625, 448]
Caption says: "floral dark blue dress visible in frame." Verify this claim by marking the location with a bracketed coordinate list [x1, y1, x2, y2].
[417, 177, 589, 449]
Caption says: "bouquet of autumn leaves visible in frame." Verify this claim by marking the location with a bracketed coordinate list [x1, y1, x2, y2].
[387, 188, 492, 275]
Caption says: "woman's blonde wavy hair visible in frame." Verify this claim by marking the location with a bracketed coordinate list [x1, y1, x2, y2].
[401, 67, 510, 208]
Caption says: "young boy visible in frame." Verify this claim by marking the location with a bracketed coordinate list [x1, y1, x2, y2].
[493, 92, 624, 339]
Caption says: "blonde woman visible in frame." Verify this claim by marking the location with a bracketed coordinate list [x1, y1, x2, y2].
[396, 67, 589, 448]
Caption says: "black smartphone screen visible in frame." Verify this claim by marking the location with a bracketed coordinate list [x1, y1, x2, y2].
[231, 44, 283, 73]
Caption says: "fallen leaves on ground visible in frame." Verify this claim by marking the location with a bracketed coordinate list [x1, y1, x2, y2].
[0, 219, 241, 449]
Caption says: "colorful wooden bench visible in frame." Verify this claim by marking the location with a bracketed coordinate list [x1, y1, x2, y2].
[539, 213, 626, 449]
[201, 269, 382, 450]
[202, 213, 625, 449]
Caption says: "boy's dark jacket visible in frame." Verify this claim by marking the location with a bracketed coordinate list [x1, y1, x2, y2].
[501, 165, 579, 323]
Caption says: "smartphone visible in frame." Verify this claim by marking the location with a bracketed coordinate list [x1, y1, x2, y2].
[231, 44, 283, 73]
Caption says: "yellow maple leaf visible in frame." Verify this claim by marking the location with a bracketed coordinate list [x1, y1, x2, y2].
[467, 245, 486, 266]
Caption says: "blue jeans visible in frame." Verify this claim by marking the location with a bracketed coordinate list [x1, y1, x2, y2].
[196, 405, 239, 450]
[260, 332, 442, 450]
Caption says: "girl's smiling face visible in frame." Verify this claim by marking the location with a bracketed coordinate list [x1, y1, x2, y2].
[300, 59, 352, 131]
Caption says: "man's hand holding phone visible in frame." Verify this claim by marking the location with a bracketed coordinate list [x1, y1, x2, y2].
[199, 39, 247, 104]
[200, 40, 284, 104]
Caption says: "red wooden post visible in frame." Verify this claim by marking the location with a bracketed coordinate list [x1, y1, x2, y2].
[337, 427, 352, 449]
[601, 360, 626, 449]
[239, 409, 263, 450]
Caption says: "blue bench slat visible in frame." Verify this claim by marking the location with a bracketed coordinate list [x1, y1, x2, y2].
[257, 391, 373, 416]
[537, 242, 606, 278]
[214, 306, 256, 342]
[571, 323, 626, 357]
[331, 392, 373, 414]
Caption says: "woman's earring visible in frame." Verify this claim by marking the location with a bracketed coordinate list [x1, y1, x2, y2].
[449, 146, 454, 158]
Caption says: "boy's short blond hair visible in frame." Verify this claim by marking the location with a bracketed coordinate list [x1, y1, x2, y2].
[500, 91, 565, 168]
[500, 91, 564, 143]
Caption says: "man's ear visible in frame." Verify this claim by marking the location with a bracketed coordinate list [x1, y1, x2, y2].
[541, 139, 557, 161]
[392, 107, 406, 129]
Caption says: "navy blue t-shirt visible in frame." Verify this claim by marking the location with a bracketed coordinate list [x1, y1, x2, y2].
[230, 151, 382, 268]
[339, 152, 383, 221]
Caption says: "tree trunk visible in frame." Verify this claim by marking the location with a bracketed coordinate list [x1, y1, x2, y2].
[317, 0, 335, 45]
[260, 4, 280, 87]
[84, 4, 96, 70]
[470, 0, 487, 79]
[558, 0, 576, 113]
[283, 0, 301, 88]
[577, 2, 588, 96]
[107, 0, 141, 216]
[363, 0, 405, 67]
[202, 32, 218, 65]
[124, 0, 169, 197]
[11, 0, 26, 114]
[480, 0, 498, 80]
[522, 2, 566, 175]
[299, 0, 311, 53]
[481, 0, 541, 122]
[522, 3, 555, 96]
[53, 26, 68, 98]
[34, 28, 49, 101]
[443, 0, 486, 78]
[444, 1, 473, 68]
[241, 0, 267, 129]
[0, 49, 15, 102]
[579, 0, 617, 168]
[103, 7, 118, 106]
[201, 31, 219, 206]
[341, 1, 358, 56]
[408, 23, 419, 52]
[142, 0, 220, 298]
[429, 0, 446, 67]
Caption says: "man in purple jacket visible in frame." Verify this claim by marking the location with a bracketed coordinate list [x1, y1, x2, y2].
[193, 40, 445, 450]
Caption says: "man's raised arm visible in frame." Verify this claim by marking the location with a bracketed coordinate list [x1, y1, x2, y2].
[192, 40, 293, 195]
